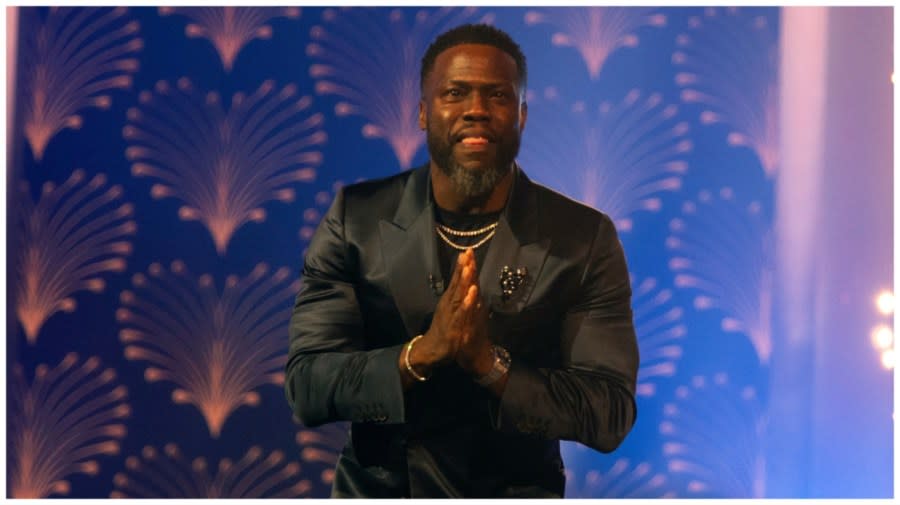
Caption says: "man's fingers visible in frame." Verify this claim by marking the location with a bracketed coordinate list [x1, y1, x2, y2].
[462, 265, 472, 286]
[465, 248, 479, 277]
[464, 248, 475, 269]
[459, 287, 477, 343]
[443, 253, 468, 307]
[445, 250, 479, 309]
[463, 284, 478, 308]
[450, 265, 473, 308]
[446, 252, 465, 293]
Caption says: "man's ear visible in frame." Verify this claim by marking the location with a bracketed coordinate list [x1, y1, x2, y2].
[519, 100, 528, 132]
[418, 100, 426, 130]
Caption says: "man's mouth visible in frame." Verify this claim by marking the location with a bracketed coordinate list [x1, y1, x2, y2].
[460, 137, 489, 146]
[455, 131, 496, 147]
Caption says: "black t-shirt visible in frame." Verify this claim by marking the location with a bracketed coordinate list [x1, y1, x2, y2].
[434, 206, 502, 285]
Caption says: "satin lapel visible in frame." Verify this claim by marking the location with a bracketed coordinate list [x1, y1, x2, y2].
[478, 167, 551, 314]
[379, 167, 441, 340]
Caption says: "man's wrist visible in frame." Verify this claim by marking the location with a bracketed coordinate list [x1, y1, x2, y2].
[404, 335, 431, 381]
[471, 345, 496, 377]
[474, 345, 511, 387]
[406, 333, 444, 375]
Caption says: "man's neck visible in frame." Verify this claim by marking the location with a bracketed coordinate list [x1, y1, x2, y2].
[429, 164, 514, 214]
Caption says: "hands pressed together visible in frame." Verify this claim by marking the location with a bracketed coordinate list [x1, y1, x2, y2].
[399, 248, 497, 388]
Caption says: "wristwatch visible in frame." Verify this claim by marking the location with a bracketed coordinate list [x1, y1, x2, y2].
[475, 345, 511, 386]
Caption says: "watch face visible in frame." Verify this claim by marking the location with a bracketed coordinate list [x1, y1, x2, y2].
[476, 346, 512, 386]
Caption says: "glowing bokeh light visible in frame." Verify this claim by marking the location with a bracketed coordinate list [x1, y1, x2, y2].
[871, 325, 893, 350]
[875, 290, 894, 315]
[880, 349, 894, 369]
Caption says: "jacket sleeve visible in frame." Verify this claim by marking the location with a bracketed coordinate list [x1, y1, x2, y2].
[492, 215, 639, 453]
[284, 188, 406, 427]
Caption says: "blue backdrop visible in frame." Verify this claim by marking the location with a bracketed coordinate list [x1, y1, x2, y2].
[6, 6, 892, 498]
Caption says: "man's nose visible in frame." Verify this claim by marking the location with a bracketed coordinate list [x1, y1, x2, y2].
[462, 93, 489, 122]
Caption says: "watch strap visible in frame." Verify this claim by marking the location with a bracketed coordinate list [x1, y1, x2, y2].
[475, 345, 511, 386]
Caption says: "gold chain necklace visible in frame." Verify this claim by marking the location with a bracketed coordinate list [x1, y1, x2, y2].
[436, 222, 498, 237]
[435, 225, 497, 251]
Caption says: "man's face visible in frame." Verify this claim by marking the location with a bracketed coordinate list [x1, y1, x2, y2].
[419, 43, 527, 200]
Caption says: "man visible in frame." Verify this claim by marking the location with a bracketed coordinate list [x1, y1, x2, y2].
[285, 23, 638, 498]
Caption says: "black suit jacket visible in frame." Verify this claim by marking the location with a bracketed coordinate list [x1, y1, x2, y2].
[285, 165, 639, 498]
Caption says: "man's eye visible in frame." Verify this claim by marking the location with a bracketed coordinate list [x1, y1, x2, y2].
[447, 89, 462, 97]
[492, 91, 507, 98]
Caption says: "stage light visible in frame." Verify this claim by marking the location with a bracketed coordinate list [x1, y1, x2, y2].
[880, 349, 894, 369]
[875, 290, 894, 315]
[871, 325, 893, 350]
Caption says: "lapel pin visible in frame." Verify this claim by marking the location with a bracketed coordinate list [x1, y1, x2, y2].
[499, 265, 527, 301]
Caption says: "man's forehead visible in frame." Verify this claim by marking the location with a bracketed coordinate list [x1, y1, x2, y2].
[428, 44, 519, 84]
[433, 43, 516, 67]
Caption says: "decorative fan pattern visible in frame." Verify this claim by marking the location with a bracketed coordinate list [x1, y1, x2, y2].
[9, 6, 879, 500]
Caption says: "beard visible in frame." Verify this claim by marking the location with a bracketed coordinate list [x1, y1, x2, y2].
[426, 127, 520, 201]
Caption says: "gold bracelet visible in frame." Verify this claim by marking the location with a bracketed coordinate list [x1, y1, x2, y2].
[404, 334, 429, 382]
